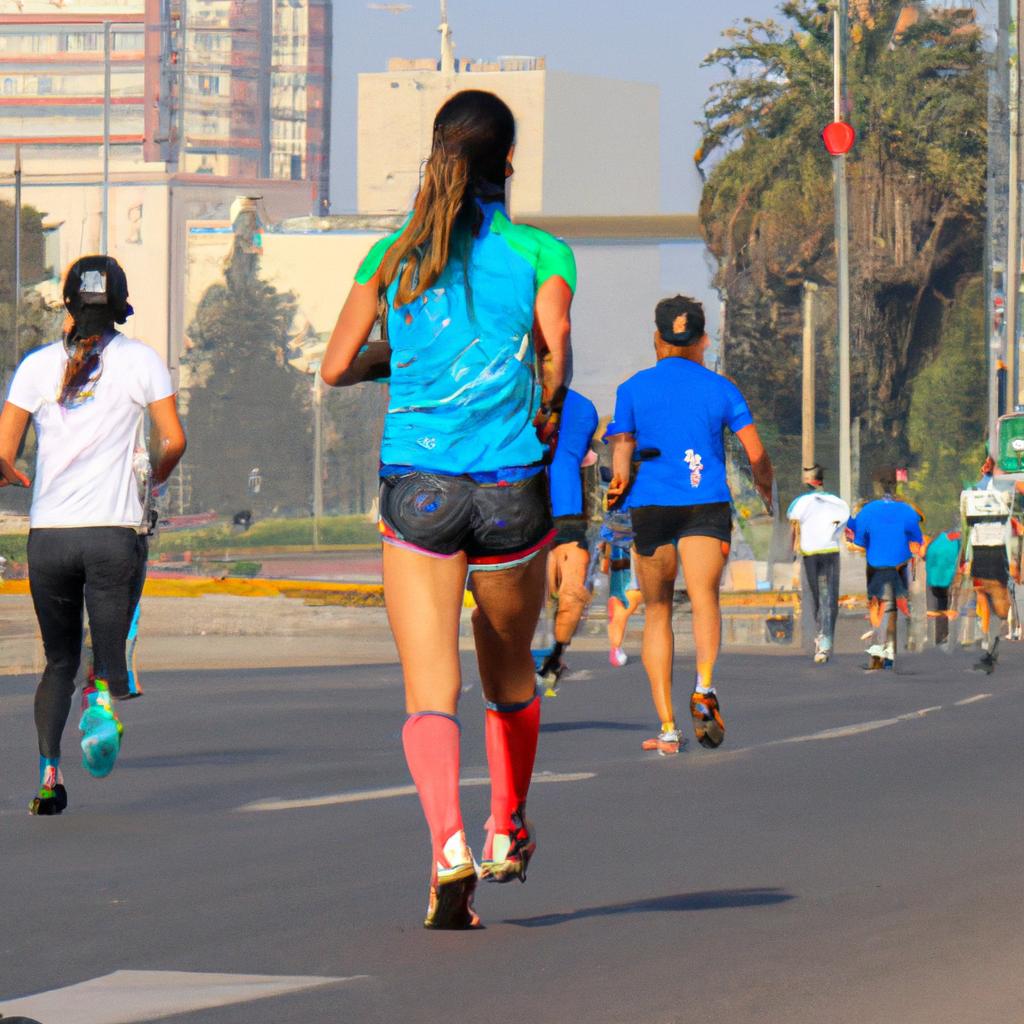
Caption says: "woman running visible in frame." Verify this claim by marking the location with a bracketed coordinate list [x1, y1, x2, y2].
[0, 256, 186, 814]
[321, 90, 574, 929]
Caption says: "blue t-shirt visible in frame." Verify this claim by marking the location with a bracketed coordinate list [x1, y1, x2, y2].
[850, 496, 923, 567]
[610, 357, 753, 508]
[355, 198, 576, 475]
[549, 389, 598, 517]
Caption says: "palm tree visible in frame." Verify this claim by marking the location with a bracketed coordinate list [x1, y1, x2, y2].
[698, 0, 986, 473]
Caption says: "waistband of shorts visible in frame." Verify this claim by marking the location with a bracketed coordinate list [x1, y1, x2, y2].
[379, 463, 544, 485]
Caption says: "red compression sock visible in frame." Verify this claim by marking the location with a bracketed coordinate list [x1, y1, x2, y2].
[402, 712, 464, 864]
[485, 695, 541, 832]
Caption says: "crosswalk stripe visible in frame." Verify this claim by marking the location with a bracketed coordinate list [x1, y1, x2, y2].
[0, 970, 362, 1024]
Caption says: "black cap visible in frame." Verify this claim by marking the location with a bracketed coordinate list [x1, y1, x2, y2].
[655, 295, 705, 346]
[63, 255, 133, 324]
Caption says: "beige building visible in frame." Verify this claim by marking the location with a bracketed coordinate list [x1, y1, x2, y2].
[357, 58, 660, 216]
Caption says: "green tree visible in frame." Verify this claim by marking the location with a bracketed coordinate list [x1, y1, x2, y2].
[699, 1, 986, 478]
[182, 231, 312, 515]
[905, 276, 987, 529]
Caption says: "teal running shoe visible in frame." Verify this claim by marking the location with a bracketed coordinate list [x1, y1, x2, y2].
[80, 700, 123, 779]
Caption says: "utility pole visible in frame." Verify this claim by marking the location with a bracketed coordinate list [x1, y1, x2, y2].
[832, 0, 852, 506]
[1007, 0, 1021, 415]
[102, 20, 112, 254]
[13, 143, 21, 374]
[312, 366, 324, 549]
[801, 282, 818, 472]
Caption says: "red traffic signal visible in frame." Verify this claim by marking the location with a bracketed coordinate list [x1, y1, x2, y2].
[822, 121, 856, 156]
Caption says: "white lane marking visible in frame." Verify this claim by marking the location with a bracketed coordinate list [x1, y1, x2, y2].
[773, 717, 902, 743]
[954, 693, 993, 706]
[0, 970, 361, 1024]
[237, 770, 596, 813]
[898, 705, 944, 720]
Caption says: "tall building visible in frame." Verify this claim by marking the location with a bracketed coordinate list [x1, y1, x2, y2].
[357, 55, 660, 216]
[0, 0, 332, 365]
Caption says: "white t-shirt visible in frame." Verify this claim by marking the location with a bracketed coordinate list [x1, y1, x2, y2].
[787, 490, 851, 555]
[6, 334, 174, 529]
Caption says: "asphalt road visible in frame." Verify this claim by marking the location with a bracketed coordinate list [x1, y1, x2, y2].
[1, 641, 1022, 1024]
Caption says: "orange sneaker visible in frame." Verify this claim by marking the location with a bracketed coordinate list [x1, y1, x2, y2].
[690, 690, 725, 749]
[641, 729, 683, 756]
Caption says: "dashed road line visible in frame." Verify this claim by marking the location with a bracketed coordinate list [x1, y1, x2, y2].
[954, 693, 993, 706]
[237, 769, 596, 813]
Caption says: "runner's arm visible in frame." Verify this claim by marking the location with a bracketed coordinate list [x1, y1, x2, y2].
[608, 433, 636, 502]
[147, 394, 186, 485]
[532, 276, 573, 451]
[0, 402, 31, 487]
[735, 423, 774, 512]
[321, 276, 381, 387]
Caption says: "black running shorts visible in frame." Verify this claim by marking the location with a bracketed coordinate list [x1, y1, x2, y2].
[552, 515, 590, 551]
[379, 469, 554, 568]
[971, 545, 1009, 584]
[630, 502, 733, 557]
[866, 564, 910, 601]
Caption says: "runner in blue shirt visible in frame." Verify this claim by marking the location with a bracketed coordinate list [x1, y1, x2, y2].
[848, 470, 924, 669]
[607, 295, 773, 755]
[321, 91, 574, 929]
[536, 388, 599, 695]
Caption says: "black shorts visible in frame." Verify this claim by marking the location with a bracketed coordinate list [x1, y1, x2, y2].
[630, 502, 733, 557]
[552, 515, 590, 551]
[866, 564, 910, 601]
[971, 545, 1009, 584]
[379, 469, 554, 569]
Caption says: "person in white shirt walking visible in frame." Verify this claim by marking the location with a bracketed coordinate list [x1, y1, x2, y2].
[787, 464, 850, 664]
[0, 256, 185, 815]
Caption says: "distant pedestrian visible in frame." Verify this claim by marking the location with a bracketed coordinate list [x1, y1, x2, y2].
[0, 256, 185, 815]
[847, 470, 923, 670]
[787, 464, 850, 664]
[923, 525, 961, 647]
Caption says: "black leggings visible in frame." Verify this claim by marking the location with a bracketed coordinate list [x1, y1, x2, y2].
[28, 527, 147, 759]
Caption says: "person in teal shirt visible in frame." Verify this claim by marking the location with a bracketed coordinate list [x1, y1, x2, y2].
[925, 527, 961, 646]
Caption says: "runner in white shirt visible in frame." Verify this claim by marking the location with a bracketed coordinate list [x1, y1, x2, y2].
[0, 256, 186, 815]
[787, 464, 850, 664]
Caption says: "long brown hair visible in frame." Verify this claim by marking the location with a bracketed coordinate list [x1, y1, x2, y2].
[380, 90, 515, 307]
[59, 318, 108, 407]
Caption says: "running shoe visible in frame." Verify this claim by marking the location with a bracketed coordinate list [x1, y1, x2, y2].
[641, 729, 683, 756]
[609, 646, 628, 668]
[80, 705, 123, 778]
[424, 830, 480, 930]
[480, 810, 535, 884]
[29, 784, 68, 816]
[863, 655, 884, 672]
[690, 690, 725, 749]
[537, 654, 566, 698]
[971, 650, 997, 675]
[813, 635, 829, 665]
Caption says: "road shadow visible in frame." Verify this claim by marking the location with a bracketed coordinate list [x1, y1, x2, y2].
[504, 888, 793, 927]
[540, 720, 647, 734]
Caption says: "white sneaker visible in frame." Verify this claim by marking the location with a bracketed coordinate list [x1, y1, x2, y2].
[813, 635, 829, 664]
[435, 830, 476, 885]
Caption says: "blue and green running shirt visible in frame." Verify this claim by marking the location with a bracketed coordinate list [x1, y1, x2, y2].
[355, 198, 576, 475]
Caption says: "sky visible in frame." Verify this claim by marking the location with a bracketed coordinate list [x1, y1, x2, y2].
[329, 0, 788, 215]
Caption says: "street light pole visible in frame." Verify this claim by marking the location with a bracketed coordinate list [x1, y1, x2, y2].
[102, 20, 112, 254]
[833, 0, 852, 506]
[312, 366, 323, 549]
[13, 143, 22, 373]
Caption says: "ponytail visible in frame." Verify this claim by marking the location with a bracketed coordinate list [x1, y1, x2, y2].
[380, 142, 472, 307]
[59, 316, 107, 407]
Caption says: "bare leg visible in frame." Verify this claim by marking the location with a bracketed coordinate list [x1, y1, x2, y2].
[608, 589, 642, 649]
[677, 536, 728, 686]
[550, 543, 592, 645]
[470, 553, 548, 707]
[634, 544, 678, 725]
[383, 543, 468, 714]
